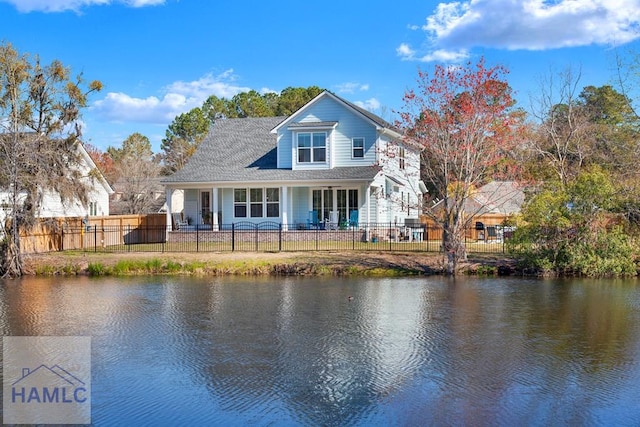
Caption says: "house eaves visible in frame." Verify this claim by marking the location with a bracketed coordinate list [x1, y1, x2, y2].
[162, 166, 382, 188]
[78, 143, 114, 195]
[270, 91, 400, 136]
[287, 121, 338, 130]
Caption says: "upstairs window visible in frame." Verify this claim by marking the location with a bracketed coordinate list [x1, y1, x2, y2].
[297, 132, 326, 163]
[352, 137, 364, 158]
[399, 147, 405, 170]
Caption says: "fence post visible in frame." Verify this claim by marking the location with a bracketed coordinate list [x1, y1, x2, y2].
[127, 224, 131, 252]
[389, 222, 392, 252]
[232, 223, 235, 252]
[94, 225, 97, 252]
[352, 226, 355, 250]
[279, 223, 282, 252]
[196, 224, 200, 252]
[254, 224, 257, 252]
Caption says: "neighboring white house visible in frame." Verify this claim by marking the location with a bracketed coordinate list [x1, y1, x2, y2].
[162, 91, 426, 232]
[0, 142, 113, 223]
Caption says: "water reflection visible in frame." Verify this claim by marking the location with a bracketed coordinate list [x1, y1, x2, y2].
[0, 275, 639, 425]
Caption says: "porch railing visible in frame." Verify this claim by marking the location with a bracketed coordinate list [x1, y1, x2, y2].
[38, 221, 512, 254]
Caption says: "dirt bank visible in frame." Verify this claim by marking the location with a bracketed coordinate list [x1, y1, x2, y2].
[21, 251, 519, 276]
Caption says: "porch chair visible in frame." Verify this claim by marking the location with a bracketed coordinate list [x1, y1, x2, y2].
[349, 210, 359, 228]
[328, 211, 339, 230]
[172, 213, 188, 230]
[307, 210, 319, 229]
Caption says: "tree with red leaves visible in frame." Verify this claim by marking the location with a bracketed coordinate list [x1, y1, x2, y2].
[84, 143, 116, 184]
[397, 58, 524, 275]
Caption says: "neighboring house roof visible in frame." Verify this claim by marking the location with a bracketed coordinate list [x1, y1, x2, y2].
[431, 180, 525, 216]
[464, 181, 524, 215]
[110, 177, 166, 214]
[163, 115, 382, 185]
[471, 180, 524, 215]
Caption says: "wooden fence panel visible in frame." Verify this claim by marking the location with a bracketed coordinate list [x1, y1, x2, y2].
[18, 214, 167, 253]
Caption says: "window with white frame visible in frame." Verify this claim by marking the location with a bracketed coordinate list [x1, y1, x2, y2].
[266, 188, 280, 217]
[234, 189, 247, 217]
[89, 201, 98, 216]
[297, 132, 326, 163]
[234, 188, 280, 218]
[352, 137, 364, 158]
[399, 147, 406, 170]
[250, 188, 263, 217]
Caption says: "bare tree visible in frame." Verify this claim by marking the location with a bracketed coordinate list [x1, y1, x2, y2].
[528, 66, 594, 186]
[109, 133, 162, 214]
[0, 42, 101, 277]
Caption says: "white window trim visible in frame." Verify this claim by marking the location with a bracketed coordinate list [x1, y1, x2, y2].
[233, 187, 280, 219]
[352, 137, 365, 159]
[296, 131, 328, 165]
[233, 189, 247, 218]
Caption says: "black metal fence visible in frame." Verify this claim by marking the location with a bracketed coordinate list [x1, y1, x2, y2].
[47, 222, 510, 254]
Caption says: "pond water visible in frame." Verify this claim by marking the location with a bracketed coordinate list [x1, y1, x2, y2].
[1, 275, 639, 426]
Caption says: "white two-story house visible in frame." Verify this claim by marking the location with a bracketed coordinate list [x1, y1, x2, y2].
[162, 91, 425, 234]
[0, 141, 113, 226]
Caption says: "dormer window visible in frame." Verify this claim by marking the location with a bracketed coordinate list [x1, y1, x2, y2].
[297, 132, 326, 163]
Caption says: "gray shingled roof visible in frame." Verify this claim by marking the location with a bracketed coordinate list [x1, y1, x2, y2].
[162, 116, 381, 184]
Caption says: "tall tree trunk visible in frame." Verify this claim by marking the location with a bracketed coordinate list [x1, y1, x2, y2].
[443, 223, 467, 276]
[1, 231, 23, 278]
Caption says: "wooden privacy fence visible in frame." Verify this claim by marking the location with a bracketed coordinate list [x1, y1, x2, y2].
[19, 214, 167, 254]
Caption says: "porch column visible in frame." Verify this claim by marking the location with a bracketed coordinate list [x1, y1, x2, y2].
[165, 188, 174, 237]
[365, 185, 371, 241]
[212, 187, 219, 231]
[281, 186, 289, 231]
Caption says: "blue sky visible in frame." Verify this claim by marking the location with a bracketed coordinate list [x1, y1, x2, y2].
[2, 0, 640, 152]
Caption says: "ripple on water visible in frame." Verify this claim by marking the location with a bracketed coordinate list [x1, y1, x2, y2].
[3, 275, 640, 425]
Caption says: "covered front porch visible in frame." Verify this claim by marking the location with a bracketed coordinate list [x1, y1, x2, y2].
[165, 182, 386, 232]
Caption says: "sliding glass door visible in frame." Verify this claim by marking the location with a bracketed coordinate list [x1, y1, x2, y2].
[312, 188, 358, 224]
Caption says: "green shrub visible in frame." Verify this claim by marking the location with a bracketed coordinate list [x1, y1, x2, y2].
[164, 260, 182, 272]
[144, 259, 163, 273]
[87, 262, 107, 276]
[35, 265, 56, 275]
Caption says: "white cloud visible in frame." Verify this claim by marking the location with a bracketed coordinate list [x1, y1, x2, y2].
[396, 43, 416, 59]
[335, 82, 370, 94]
[399, 0, 640, 62]
[2, 0, 163, 13]
[91, 70, 251, 124]
[397, 44, 469, 63]
[354, 98, 381, 111]
[259, 87, 279, 95]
